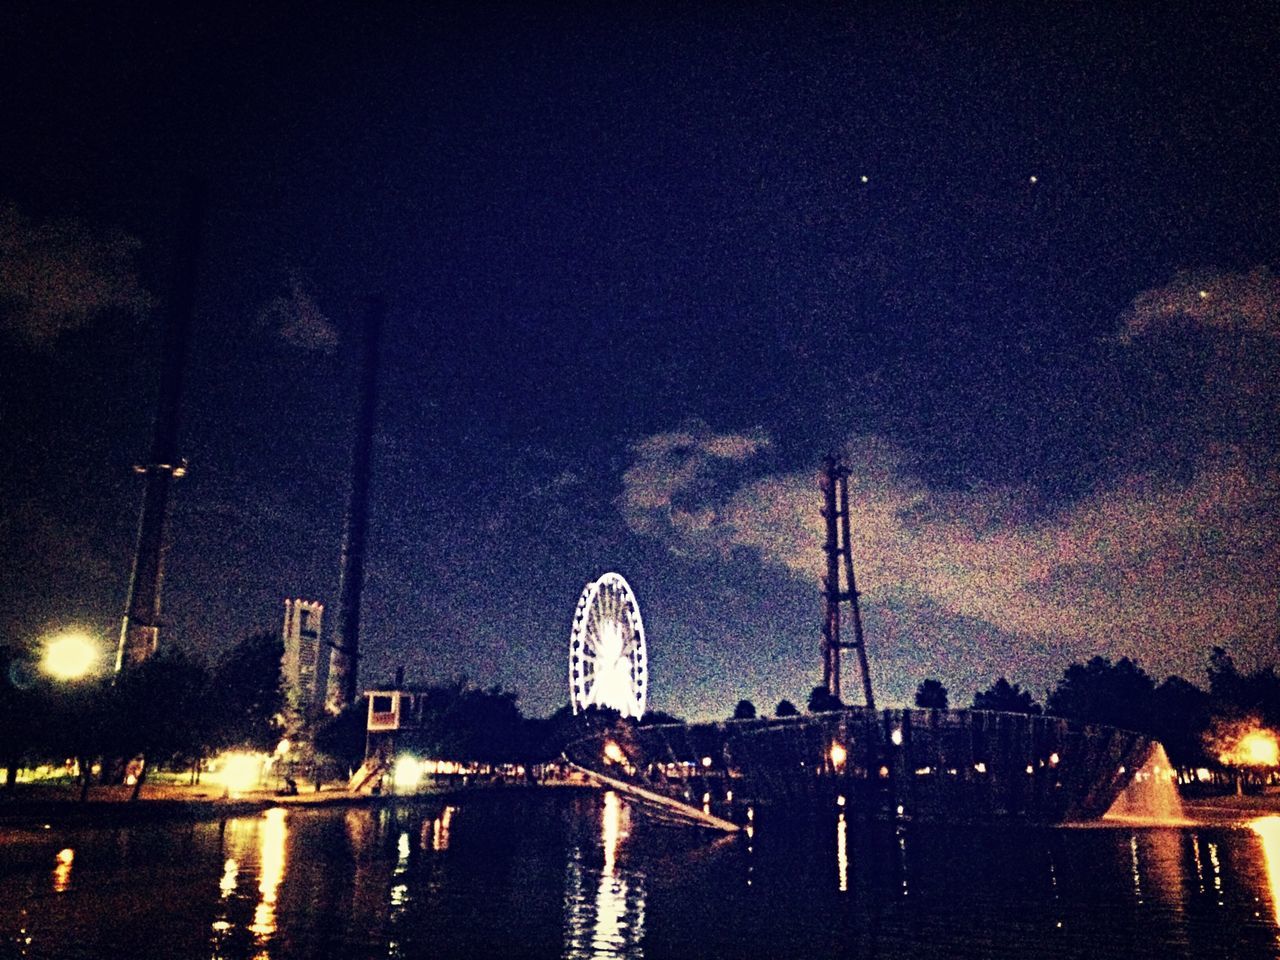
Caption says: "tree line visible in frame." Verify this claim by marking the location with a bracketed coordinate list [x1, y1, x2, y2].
[5, 631, 1276, 796]
[724, 646, 1279, 774]
[0, 632, 287, 798]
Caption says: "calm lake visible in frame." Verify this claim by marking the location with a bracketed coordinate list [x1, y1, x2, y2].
[2, 790, 1278, 959]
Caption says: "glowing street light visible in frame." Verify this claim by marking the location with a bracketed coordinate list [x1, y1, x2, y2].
[830, 742, 848, 770]
[42, 632, 101, 680]
[603, 741, 627, 765]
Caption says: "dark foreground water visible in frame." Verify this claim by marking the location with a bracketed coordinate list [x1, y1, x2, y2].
[2, 790, 1278, 959]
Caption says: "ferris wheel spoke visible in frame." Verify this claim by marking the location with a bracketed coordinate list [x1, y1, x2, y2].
[568, 572, 647, 719]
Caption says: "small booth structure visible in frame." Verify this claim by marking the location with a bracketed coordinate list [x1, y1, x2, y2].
[347, 685, 428, 792]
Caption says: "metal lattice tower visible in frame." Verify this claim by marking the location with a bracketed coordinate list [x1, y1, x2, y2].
[820, 454, 875, 708]
[116, 183, 203, 673]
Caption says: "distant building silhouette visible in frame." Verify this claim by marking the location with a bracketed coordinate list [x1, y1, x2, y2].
[282, 599, 326, 712]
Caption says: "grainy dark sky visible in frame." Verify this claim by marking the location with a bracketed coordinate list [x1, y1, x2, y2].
[2, 3, 1276, 719]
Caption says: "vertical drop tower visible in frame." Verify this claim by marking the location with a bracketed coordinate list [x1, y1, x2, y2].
[820, 454, 875, 708]
[116, 184, 203, 672]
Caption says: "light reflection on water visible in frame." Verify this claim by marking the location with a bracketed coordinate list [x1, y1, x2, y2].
[1251, 816, 1280, 929]
[2, 796, 1280, 958]
[248, 808, 287, 940]
[564, 790, 646, 959]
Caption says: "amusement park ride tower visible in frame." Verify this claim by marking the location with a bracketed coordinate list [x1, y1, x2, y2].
[820, 454, 875, 709]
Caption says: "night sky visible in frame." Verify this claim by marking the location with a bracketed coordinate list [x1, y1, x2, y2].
[2, 4, 1276, 720]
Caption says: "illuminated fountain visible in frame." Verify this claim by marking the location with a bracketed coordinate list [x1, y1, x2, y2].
[1103, 741, 1188, 825]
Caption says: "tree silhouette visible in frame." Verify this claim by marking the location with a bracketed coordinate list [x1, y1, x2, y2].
[775, 699, 799, 718]
[808, 685, 843, 713]
[732, 699, 757, 720]
[314, 698, 369, 771]
[1046, 656, 1153, 730]
[638, 709, 684, 726]
[914, 679, 949, 710]
[209, 630, 285, 753]
[1151, 674, 1211, 768]
[972, 677, 1041, 715]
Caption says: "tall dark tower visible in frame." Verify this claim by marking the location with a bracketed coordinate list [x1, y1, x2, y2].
[820, 454, 875, 708]
[325, 297, 386, 714]
[116, 185, 203, 673]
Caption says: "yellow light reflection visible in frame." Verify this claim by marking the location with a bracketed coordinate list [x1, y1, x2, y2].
[432, 805, 455, 851]
[836, 812, 848, 892]
[220, 858, 239, 897]
[52, 848, 73, 894]
[250, 808, 288, 939]
[603, 741, 627, 765]
[590, 790, 640, 954]
[1250, 816, 1280, 928]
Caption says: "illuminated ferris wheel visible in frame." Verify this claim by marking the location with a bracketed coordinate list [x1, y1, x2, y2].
[568, 572, 648, 719]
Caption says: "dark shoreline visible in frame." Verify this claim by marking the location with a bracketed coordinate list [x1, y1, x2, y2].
[0, 781, 596, 832]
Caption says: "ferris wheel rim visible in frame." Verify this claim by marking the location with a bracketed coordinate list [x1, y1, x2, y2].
[568, 572, 647, 718]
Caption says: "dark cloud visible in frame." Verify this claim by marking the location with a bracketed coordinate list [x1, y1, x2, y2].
[1122, 266, 1280, 342]
[0, 203, 151, 346]
[257, 275, 338, 352]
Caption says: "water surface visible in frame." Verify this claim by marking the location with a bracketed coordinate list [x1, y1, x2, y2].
[1, 791, 1277, 958]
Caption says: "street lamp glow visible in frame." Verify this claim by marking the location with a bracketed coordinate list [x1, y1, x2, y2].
[42, 632, 99, 680]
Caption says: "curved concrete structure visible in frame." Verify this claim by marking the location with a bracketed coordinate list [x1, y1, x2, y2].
[565, 708, 1156, 826]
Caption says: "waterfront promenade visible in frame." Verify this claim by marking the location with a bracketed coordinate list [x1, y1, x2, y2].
[0, 776, 582, 830]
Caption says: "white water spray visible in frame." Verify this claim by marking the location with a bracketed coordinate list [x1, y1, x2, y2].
[1104, 742, 1189, 825]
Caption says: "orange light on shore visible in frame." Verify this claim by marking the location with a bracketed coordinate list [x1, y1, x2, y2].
[603, 741, 627, 765]
[1218, 728, 1280, 768]
[830, 742, 847, 769]
[1218, 732, 1280, 773]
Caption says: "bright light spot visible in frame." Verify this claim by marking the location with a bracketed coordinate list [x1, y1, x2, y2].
[42, 632, 99, 680]
[701, 756, 713, 768]
[859, 174, 869, 184]
[1026, 765, 1035, 775]
[275, 739, 291, 757]
[215, 752, 267, 794]
[1198, 289, 1209, 299]
[1029, 175, 1038, 184]
[974, 762, 987, 774]
[1241, 731, 1279, 767]
[896, 804, 905, 817]
[830, 742, 847, 768]
[1249, 816, 1280, 927]
[220, 858, 238, 897]
[878, 765, 890, 779]
[603, 741, 627, 765]
[393, 756, 423, 790]
[52, 848, 73, 894]
[1219, 728, 1280, 768]
[837, 794, 846, 807]
[890, 728, 903, 747]
[1049, 752, 1060, 767]
[1196, 767, 1211, 781]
